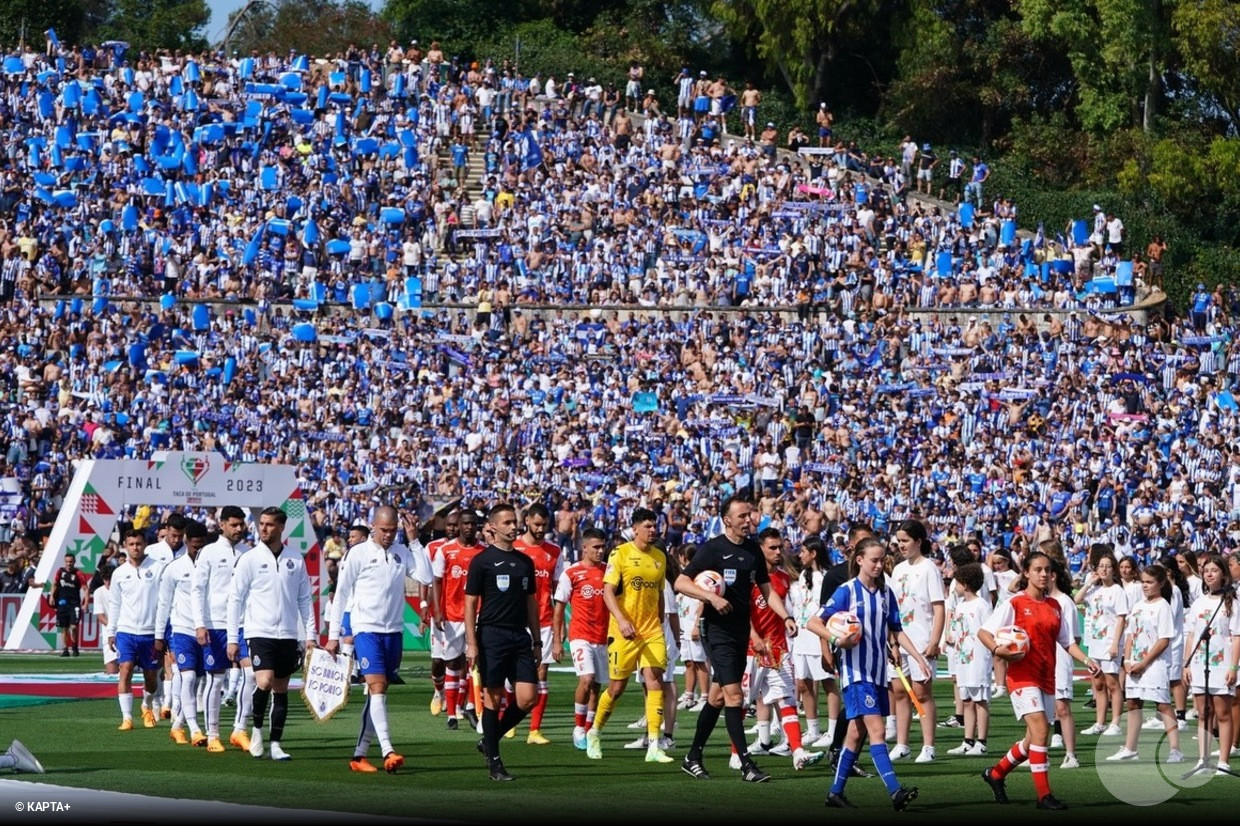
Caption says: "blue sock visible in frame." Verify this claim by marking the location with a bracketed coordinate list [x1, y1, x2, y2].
[831, 747, 857, 794]
[869, 742, 902, 795]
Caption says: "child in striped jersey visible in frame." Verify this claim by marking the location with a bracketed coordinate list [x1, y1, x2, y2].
[808, 537, 925, 811]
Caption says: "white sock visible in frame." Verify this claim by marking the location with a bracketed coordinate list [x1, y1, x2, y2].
[806, 717, 820, 739]
[206, 672, 225, 738]
[119, 691, 133, 720]
[234, 667, 255, 731]
[826, 716, 838, 742]
[758, 721, 771, 747]
[170, 668, 182, 716]
[180, 672, 201, 735]
[226, 667, 241, 698]
[369, 692, 393, 756]
[142, 689, 156, 710]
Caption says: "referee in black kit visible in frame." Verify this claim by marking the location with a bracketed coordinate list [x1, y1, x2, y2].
[676, 494, 797, 783]
[465, 503, 540, 781]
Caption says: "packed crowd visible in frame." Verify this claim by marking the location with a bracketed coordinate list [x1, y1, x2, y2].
[0, 34, 1236, 584]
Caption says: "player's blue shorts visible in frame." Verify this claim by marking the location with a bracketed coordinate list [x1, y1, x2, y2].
[340, 611, 353, 638]
[843, 681, 890, 719]
[354, 631, 402, 679]
[163, 621, 173, 643]
[116, 632, 159, 670]
[234, 628, 250, 662]
[170, 632, 205, 675]
[202, 629, 230, 672]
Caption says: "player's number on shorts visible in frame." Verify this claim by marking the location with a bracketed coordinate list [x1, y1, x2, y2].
[575, 648, 585, 664]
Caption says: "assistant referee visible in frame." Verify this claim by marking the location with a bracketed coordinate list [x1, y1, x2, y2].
[465, 503, 540, 782]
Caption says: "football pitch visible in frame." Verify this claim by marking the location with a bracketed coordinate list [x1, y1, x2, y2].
[1, 652, 1236, 823]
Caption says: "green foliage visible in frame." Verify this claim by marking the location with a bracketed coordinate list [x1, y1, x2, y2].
[1017, 0, 1169, 134]
[884, 1, 1056, 145]
[475, 19, 611, 85]
[576, 0, 716, 82]
[1174, 244, 1240, 309]
[1173, 0, 1240, 131]
[711, 0, 881, 108]
[98, 0, 209, 52]
[227, 0, 392, 58]
[0, 0, 100, 49]
[382, 0, 526, 50]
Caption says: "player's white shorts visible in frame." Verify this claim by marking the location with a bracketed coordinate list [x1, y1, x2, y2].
[569, 639, 607, 680]
[432, 620, 466, 660]
[1095, 653, 1122, 675]
[957, 684, 992, 703]
[1009, 685, 1055, 723]
[103, 637, 118, 665]
[680, 635, 706, 662]
[743, 655, 795, 705]
[1126, 679, 1170, 705]
[898, 651, 937, 683]
[792, 651, 831, 682]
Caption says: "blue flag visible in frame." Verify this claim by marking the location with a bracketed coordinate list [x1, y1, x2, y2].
[521, 128, 543, 171]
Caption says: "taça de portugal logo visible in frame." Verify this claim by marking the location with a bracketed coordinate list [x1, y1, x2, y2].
[181, 455, 210, 487]
[1094, 715, 1216, 805]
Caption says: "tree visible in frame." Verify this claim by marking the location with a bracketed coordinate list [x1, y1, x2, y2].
[711, 0, 884, 108]
[884, 0, 1069, 145]
[0, 0, 106, 49]
[98, 0, 209, 53]
[1017, 0, 1171, 134]
[577, 0, 718, 81]
[381, 0, 527, 50]
[227, 0, 392, 57]
[1172, 0, 1240, 133]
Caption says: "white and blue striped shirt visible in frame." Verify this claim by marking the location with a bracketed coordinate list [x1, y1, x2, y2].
[819, 577, 902, 689]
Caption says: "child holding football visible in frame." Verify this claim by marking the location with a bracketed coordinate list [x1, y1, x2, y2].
[979, 551, 1099, 810]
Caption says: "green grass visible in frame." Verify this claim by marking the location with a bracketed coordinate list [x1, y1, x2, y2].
[1, 653, 1235, 823]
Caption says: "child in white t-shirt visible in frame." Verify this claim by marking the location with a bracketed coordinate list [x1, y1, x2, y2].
[1108, 563, 1181, 763]
[945, 563, 992, 756]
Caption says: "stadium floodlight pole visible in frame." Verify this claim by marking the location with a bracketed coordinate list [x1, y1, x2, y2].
[219, 0, 266, 54]
[1182, 595, 1240, 780]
